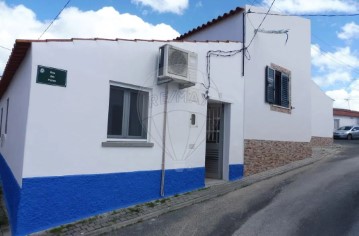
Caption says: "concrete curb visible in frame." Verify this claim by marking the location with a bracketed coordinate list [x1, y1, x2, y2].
[26, 145, 341, 236]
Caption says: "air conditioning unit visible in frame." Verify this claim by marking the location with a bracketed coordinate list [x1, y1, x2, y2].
[158, 44, 198, 89]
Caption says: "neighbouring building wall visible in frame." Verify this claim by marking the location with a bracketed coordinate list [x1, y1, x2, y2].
[0, 48, 32, 234]
[243, 6, 312, 175]
[333, 115, 359, 129]
[8, 40, 244, 234]
[310, 82, 333, 146]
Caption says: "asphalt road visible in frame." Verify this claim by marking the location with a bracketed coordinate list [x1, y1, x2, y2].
[108, 140, 359, 236]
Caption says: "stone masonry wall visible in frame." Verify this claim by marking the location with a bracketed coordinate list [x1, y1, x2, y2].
[310, 136, 333, 147]
[244, 139, 312, 176]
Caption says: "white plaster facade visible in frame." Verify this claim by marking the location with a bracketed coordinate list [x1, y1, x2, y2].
[0, 5, 334, 235]
[311, 82, 334, 138]
[181, 5, 333, 143]
[0, 49, 32, 185]
[3, 40, 245, 183]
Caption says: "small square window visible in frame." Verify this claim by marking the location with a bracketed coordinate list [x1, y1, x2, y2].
[265, 66, 290, 108]
[107, 85, 148, 139]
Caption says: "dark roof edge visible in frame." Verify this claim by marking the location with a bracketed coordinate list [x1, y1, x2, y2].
[177, 7, 245, 40]
[0, 40, 31, 99]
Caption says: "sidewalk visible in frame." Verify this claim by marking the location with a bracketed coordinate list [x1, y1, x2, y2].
[0, 145, 341, 236]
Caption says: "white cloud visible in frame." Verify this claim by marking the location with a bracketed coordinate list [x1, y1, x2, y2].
[337, 22, 359, 40]
[131, 0, 188, 14]
[313, 71, 351, 87]
[311, 44, 359, 71]
[262, 0, 359, 13]
[326, 84, 359, 111]
[311, 44, 359, 87]
[0, 2, 180, 74]
[313, 43, 359, 111]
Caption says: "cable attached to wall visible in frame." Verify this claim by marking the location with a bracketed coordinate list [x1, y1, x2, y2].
[246, 0, 277, 50]
[204, 49, 243, 99]
[255, 29, 289, 44]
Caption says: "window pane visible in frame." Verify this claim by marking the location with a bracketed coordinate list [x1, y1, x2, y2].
[274, 71, 282, 106]
[128, 91, 145, 137]
[107, 86, 124, 136]
[281, 74, 290, 108]
[265, 67, 275, 104]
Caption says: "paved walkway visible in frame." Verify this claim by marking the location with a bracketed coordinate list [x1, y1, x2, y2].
[0, 145, 341, 236]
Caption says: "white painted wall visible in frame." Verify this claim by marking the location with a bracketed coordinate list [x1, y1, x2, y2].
[0, 48, 32, 186]
[243, 5, 312, 142]
[334, 116, 359, 129]
[184, 13, 244, 42]
[183, 5, 316, 143]
[311, 81, 333, 137]
[21, 40, 244, 178]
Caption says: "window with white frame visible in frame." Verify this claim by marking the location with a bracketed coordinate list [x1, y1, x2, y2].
[265, 66, 291, 108]
[107, 85, 149, 139]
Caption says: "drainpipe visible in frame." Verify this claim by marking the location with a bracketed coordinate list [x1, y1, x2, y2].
[242, 11, 246, 77]
[160, 83, 169, 197]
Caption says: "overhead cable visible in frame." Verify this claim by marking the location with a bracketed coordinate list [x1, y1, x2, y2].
[248, 11, 359, 17]
[246, 0, 277, 49]
[0, 45, 11, 51]
[38, 0, 72, 39]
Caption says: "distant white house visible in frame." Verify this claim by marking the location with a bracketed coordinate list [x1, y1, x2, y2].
[0, 5, 332, 235]
[333, 108, 359, 130]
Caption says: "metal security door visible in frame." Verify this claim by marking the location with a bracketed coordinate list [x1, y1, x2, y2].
[205, 103, 223, 179]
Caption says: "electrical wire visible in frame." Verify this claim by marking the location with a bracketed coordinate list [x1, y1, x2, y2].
[252, 2, 359, 92]
[311, 46, 359, 77]
[205, 49, 243, 99]
[247, 11, 359, 17]
[0, 45, 11, 51]
[246, 0, 277, 50]
[38, 0, 72, 39]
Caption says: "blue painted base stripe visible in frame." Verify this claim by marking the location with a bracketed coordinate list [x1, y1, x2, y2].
[0, 153, 21, 235]
[13, 167, 204, 235]
[229, 164, 244, 181]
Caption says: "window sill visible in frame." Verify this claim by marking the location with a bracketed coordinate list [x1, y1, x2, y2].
[270, 104, 292, 114]
[102, 141, 154, 148]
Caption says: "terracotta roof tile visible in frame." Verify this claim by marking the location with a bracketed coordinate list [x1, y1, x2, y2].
[176, 7, 245, 40]
[333, 108, 359, 118]
[0, 40, 31, 99]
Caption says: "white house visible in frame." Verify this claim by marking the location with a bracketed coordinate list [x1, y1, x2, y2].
[333, 108, 359, 130]
[0, 5, 332, 235]
[178, 5, 333, 175]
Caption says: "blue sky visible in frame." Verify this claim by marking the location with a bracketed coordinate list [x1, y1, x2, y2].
[0, 0, 359, 110]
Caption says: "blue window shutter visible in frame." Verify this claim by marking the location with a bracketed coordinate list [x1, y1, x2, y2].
[265, 66, 275, 104]
[281, 74, 290, 108]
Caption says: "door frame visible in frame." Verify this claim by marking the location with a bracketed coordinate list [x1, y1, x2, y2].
[205, 101, 230, 180]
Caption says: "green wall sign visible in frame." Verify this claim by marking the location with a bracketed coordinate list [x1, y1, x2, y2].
[36, 65, 67, 87]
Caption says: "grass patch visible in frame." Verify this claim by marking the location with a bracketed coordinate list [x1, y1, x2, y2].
[49, 225, 66, 234]
[0, 214, 8, 227]
[174, 194, 179, 197]
[145, 202, 156, 208]
[128, 207, 140, 213]
[160, 198, 170, 204]
[198, 187, 209, 191]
